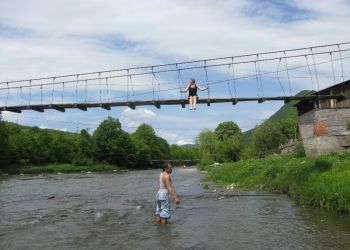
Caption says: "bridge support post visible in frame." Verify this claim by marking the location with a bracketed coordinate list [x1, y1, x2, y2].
[181, 99, 185, 108]
[152, 100, 161, 109]
[284, 97, 291, 104]
[75, 104, 87, 111]
[27, 106, 44, 112]
[258, 98, 266, 103]
[1, 107, 21, 113]
[99, 104, 111, 110]
[127, 102, 135, 110]
[49, 105, 65, 112]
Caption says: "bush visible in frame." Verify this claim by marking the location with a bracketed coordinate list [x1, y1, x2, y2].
[292, 140, 306, 157]
[72, 156, 94, 166]
[262, 164, 284, 182]
[207, 153, 350, 212]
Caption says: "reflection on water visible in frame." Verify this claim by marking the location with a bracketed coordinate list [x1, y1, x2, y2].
[1, 167, 350, 250]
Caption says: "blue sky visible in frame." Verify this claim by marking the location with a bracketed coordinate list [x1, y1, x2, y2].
[1, 0, 350, 145]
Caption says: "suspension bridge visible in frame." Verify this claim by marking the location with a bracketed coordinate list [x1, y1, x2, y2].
[1, 42, 349, 114]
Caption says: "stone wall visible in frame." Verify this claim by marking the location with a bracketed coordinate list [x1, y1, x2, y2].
[298, 108, 350, 139]
[302, 135, 350, 157]
[298, 108, 350, 157]
[279, 140, 297, 154]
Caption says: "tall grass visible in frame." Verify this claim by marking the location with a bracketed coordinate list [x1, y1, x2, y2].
[206, 152, 350, 212]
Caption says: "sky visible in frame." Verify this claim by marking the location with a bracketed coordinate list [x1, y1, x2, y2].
[1, 0, 350, 145]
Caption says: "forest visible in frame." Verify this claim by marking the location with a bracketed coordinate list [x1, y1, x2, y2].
[0, 115, 199, 173]
[0, 98, 300, 174]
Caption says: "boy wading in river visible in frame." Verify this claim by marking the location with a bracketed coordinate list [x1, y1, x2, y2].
[156, 162, 180, 225]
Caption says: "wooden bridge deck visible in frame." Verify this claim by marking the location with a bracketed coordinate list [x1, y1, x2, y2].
[0, 95, 346, 113]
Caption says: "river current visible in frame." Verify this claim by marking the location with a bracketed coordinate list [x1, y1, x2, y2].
[1, 167, 350, 250]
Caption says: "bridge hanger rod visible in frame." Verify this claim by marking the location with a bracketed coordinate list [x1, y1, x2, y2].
[1, 42, 349, 84]
[2, 49, 349, 90]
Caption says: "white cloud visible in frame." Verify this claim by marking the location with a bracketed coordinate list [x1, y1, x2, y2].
[1, 0, 350, 145]
[176, 138, 195, 146]
[120, 108, 157, 127]
[52, 127, 67, 132]
[157, 131, 180, 145]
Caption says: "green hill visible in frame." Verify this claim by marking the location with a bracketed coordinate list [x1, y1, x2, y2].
[244, 90, 314, 144]
[180, 144, 199, 149]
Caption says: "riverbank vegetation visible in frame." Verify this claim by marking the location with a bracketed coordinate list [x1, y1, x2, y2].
[0, 115, 199, 174]
[205, 153, 350, 212]
[192, 89, 350, 213]
[0, 163, 118, 175]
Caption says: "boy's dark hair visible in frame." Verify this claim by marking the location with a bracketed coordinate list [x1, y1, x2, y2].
[162, 162, 170, 171]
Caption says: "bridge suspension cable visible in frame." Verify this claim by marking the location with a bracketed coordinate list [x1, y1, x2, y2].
[1, 42, 349, 112]
[1, 42, 349, 87]
[1, 48, 348, 93]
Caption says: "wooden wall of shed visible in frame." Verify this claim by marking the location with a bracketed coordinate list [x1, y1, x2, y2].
[295, 80, 350, 116]
[317, 82, 350, 108]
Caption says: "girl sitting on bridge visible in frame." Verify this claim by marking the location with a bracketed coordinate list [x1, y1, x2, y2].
[180, 78, 209, 110]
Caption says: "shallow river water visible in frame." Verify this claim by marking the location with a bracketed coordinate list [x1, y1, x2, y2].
[1, 167, 350, 250]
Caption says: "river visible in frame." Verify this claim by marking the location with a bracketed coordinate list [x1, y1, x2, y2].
[1, 166, 350, 250]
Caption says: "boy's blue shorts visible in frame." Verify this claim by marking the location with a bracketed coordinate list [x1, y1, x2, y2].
[156, 197, 170, 219]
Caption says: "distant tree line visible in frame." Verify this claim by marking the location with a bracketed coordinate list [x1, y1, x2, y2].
[0, 106, 301, 170]
[0, 115, 199, 169]
[195, 108, 302, 167]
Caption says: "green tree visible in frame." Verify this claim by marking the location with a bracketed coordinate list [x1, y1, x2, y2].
[94, 116, 136, 167]
[78, 129, 94, 157]
[10, 128, 41, 165]
[132, 123, 168, 166]
[181, 147, 199, 160]
[72, 129, 94, 166]
[214, 121, 245, 162]
[214, 121, 241, 141]
[195, 129, 218, 165]
[49, 132, 75, 164]
[36, 129, 53, 164]
[169, 145, 199, 166]
[216, 135, 245, 162]
[251, 120, 286, 157]
[275, 114, 298, 141]
[155, 136, 170, 160]
[0, 115, 10, 168]
[170, 144, 182, 160]
[131, 136, 152, 169]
